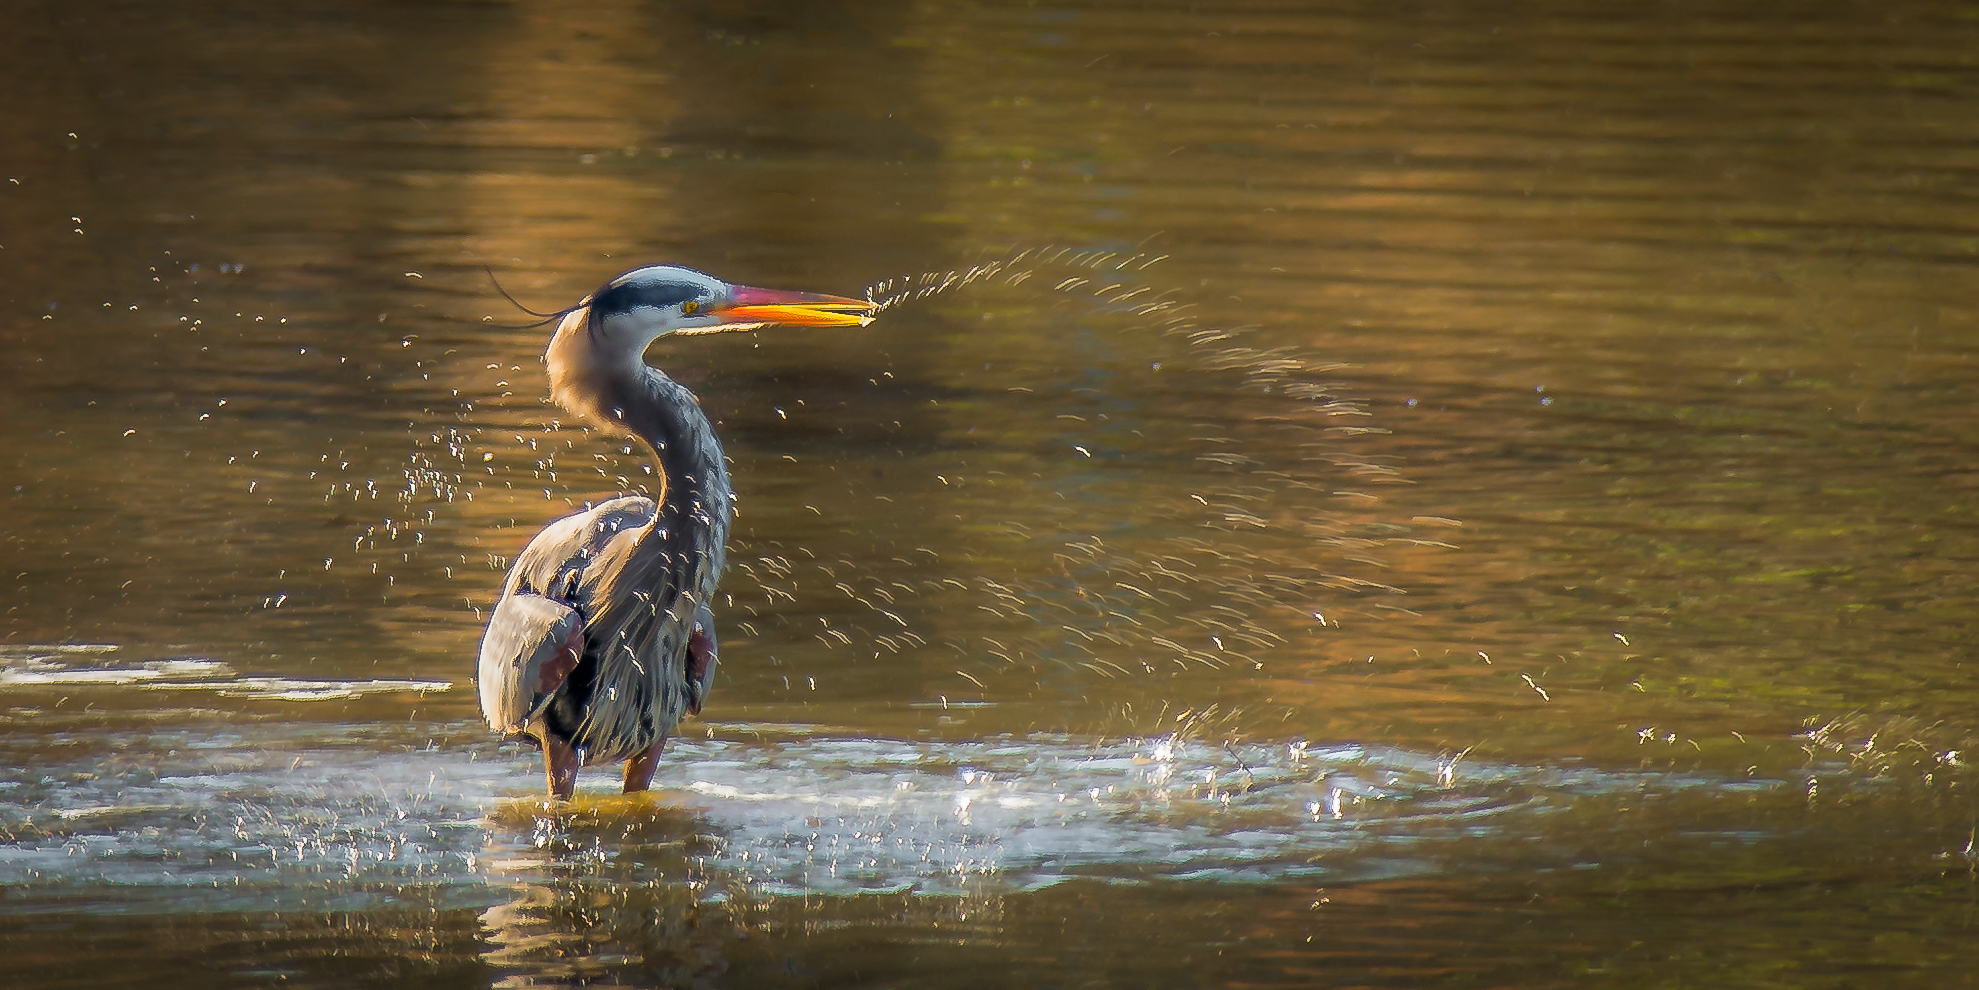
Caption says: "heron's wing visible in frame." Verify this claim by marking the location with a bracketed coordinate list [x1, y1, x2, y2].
[477, 592, 583, 734]
[478, 495, 658, 735]
[501, 495, 659, 610]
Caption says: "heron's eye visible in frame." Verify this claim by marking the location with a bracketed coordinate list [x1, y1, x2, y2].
[682, 300, 699, 315]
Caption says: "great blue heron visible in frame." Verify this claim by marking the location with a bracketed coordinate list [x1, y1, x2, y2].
[476, 264, 874, 799]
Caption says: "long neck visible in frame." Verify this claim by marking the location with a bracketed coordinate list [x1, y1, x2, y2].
[545, 314, 728, 531]
[617, 368, 726, 530]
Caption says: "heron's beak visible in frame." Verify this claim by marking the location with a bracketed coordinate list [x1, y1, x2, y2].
[705, 285, 876, 331]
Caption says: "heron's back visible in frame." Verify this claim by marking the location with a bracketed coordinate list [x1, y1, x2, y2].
[478, 495, 718, 759]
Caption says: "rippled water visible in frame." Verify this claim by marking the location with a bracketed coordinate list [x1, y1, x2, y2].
[6, 659, 1744, 905]
[4, 0, 1978, 986]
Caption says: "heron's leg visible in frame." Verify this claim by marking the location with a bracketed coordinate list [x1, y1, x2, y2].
[622, 737, 667, 793]
[539, 625, 584, 695]
[542, 730, 579, 800]
[685, 609, 718, 716]
[531, 623, 585, 800]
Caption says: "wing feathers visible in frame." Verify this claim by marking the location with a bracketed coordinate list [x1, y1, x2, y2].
[477, 592, 584, 734]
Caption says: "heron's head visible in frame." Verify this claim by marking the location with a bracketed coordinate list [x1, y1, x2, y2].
[571, 264, 874, 355]
[545, 264, 874, 427]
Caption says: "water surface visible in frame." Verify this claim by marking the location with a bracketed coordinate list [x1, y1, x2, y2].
[2, 1, 1976, 986]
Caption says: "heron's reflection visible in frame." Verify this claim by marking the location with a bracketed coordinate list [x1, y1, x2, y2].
[478, 793, 733, 988]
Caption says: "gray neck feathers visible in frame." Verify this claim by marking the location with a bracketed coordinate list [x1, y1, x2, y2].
[609, 367, 730, 540]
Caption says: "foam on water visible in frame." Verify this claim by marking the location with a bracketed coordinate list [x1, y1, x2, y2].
[0, 646, 449, 699]
[0, 713, 1793, 915]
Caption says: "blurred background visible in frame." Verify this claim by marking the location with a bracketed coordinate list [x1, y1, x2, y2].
[1, 0, 1975, 986]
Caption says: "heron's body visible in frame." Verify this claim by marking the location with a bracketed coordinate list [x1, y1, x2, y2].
[475, 264, 871, 798]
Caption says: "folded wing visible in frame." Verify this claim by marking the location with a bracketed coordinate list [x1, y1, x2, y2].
[478, 592, 584, 735]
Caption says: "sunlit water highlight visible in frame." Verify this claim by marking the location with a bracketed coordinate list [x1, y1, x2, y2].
[1, 652, 1807, 917]
[1, 644, 451, 700]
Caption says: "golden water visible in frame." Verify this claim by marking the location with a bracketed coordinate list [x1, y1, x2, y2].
[2, 1, 1975, 986]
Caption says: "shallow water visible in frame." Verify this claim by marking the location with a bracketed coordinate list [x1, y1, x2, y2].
[3, 0, 1977, 986]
